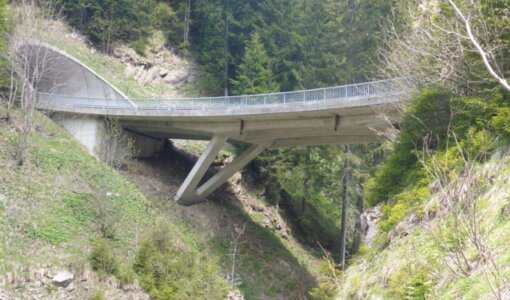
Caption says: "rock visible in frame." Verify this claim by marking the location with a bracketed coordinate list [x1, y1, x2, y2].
[0, 288, 11, 300]
[226, 289, 245, 300]
[159, 69, 169, 78]
[503, 201, 510, 215]
[52, 271, 74, 288]
[163, 69, 190, 85]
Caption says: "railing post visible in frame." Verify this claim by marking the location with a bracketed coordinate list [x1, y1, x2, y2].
[283, 93, 286, 104]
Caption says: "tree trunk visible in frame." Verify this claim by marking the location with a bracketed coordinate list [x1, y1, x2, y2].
[351, 183, 364, 255]
[183, 0, 191, 44]
[223, 0, 230, 96]
[339, 144, 350, 270]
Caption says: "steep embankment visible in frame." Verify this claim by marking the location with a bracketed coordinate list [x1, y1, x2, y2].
[122, 145, 321, 299]
[338, 151, 510, 299]
[0, 109, 231, 299]
[38, 20, 197, 99]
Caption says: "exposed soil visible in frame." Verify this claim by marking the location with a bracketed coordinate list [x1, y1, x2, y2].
[121, 143, 319, 299]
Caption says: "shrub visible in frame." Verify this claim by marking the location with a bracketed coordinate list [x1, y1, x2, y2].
[366, 88, 452, 206]
[89, 291, 106, 300]
[117, 263, 136, 287]
[309, 257, 343, 300]
[388, 265, 433, 300]
[134, 222, 229, 300]
[132, 38, 147, 56]
[90, 238, 119, 276]
[378, 186, 430, 233]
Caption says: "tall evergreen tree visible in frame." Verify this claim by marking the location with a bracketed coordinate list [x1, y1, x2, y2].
[231, 33, 279, 95]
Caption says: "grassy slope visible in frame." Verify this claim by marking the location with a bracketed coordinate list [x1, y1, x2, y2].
[0, 110, 229, 299]
[338, 152, 510, 299]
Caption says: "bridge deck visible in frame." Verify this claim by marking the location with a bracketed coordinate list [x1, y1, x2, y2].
[26, 42, 403, 203]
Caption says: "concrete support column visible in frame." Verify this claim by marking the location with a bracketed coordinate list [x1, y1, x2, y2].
[195, 143, 269, 199]
[175, 134, 228, 202]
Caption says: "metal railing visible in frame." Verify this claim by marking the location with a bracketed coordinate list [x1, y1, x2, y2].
[37, 78, 403, 111]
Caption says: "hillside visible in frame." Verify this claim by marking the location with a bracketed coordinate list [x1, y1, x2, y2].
[0, 5, 324, 300]
[38, 19, 198, 99]
[0, 108, 228, 299]
[0, 108, 322, 299]
[338, 150, 510, 299]
[3, 0, 510, 299]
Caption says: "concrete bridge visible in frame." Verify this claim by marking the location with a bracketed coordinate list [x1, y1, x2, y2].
[26, 43, 403, 204]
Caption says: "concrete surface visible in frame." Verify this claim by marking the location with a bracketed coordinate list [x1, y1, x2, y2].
[24, 43, 403, 203]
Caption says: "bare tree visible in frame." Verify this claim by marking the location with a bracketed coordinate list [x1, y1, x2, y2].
[418, 132, 507, 299]
[227, 222, 246, 286]
[381, 0, 509, 93]
[4, 66, 18, 122]
[445, 0, 510, 92]
[7, 1, 58, 165]
[100, 117, 139, 170]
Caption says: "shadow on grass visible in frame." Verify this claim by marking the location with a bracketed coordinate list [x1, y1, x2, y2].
[132, 143, 318, 299]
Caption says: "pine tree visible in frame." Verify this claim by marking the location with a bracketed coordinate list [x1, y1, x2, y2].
[231, 33, 279, 95]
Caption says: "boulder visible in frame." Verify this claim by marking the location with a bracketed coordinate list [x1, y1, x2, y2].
[159, 69, 169, 78]
[52, 271, 74, 288]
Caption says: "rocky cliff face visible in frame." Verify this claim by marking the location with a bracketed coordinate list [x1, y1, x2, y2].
[112, 33, 196, 98]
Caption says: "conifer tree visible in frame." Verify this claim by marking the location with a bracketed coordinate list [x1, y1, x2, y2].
[231, 33, 279, 95]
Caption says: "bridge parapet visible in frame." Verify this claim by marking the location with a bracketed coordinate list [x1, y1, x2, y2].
[37, 78, 403, 111]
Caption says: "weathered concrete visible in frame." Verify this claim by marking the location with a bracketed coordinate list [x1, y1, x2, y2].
[21, 43, 161, 158]
[25, 43, 403, 204]
[176, 134, 228, 202]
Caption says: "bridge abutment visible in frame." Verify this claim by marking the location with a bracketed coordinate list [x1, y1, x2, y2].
[52, 113, 162, 159]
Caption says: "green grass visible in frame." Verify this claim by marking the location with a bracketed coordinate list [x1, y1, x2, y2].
[0, 109, 229, 298]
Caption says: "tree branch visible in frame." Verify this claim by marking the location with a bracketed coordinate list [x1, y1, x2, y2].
[446, 0, 510, 92]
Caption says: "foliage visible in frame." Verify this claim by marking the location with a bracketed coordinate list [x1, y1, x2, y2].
[366, 85, 509, 236]
[55, 0, 177, 51]
[89, 291, 106, 300]
[190, 0, 394, 94]
[90, 238, 119, 276]
[365, 88, 452, 207]
[231, 32, 279, 95]
[388, 264, 433, 300]
[378, 186, 429, 233]
[132, 38, 147, 56]
[309, 257, 342, 300]
[134, 221, 229, 300]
